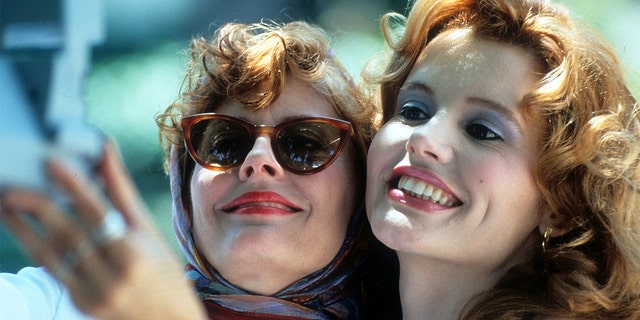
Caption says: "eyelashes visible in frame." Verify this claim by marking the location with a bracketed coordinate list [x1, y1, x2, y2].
[395, 99, 506, 142]
[398, 102, 432, 121]
[465, 123, 503, 141]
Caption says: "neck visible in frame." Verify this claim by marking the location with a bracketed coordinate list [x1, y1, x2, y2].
[397, 253, 503, 320]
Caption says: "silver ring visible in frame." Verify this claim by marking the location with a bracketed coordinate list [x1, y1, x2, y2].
[91, 208, 127, 246]
[51, 238, 94, 281]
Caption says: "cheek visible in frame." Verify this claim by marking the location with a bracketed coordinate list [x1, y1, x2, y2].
[189, 170, 206, 209]
[366, 125, 409, 220]
[189, 167, 226, 216]
[367, 123, 410, 178]
[464, 156, 541, 265]
[297, 160, 357, 253]
[322, 151, 361, 214]
[467, 154, 540, 221]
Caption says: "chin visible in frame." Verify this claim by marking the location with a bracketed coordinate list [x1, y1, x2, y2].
[368, 209, 415, 250]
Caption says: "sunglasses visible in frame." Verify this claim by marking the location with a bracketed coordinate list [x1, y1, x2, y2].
[181, 113, 354, 175]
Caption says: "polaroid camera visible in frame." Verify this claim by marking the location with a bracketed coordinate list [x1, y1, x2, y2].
[0, 0, 105, 192]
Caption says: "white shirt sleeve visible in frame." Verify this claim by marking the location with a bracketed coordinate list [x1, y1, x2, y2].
[0, 266, 94, 320]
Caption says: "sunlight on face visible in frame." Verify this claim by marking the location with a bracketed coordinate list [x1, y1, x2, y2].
[366, 28, 543, 273]
[190, 78, 360, 294]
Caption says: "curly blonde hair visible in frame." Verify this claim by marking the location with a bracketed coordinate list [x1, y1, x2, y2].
[365, 0, 640, 318]
[157, 21, 379, 188]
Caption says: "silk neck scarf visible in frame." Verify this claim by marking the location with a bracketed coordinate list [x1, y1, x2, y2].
[169, 147, 370, 319]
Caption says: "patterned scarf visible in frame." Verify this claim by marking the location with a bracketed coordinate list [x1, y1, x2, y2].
[169, 147, 371, 319]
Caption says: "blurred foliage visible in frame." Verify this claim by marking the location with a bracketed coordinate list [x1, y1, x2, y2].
[2, 0, 639, 273]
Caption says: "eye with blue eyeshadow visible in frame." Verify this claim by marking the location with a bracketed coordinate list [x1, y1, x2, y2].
[462, 110, 522, 143]
[465, 121, 503, 141]
[395, 90, 436, 123]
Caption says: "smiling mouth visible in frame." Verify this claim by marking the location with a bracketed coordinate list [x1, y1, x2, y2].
[221, 191, 303, 215]
[223, 202, 300, 213]
[395, 175, 463, 207]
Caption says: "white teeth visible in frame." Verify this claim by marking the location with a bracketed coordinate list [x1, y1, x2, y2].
[423, 185, 433, 197]
[398, 175, 457, 207]
[414, 180, 426, 195]
[403, 176, 415, 191]
[431, 189, 442, 202]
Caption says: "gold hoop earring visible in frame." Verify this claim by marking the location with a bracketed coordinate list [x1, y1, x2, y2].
[542, 227, 553, 253]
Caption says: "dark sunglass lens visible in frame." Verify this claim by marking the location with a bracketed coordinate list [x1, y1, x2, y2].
[276, 122, 343, 171]
[191, 118, 252, 168]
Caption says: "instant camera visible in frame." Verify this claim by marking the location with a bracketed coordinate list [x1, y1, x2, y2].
[0, 0, 104, 192]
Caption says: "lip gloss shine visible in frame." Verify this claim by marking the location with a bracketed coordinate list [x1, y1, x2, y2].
[221, 191, 302, 215]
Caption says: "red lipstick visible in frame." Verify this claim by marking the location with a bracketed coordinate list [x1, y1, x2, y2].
[221, 191, 302, 215]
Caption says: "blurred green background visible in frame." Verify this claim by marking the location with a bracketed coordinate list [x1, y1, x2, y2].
[2, 0, 639, 273]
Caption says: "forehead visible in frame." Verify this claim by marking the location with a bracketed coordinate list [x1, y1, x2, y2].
[215, 78, 338, 123]
[408, 28, 539, 105]
[418, 28, 532, 70]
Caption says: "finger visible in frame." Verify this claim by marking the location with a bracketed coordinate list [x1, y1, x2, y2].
[47, 158, 107, 227]
[0, 190, 97, 278]
[97, 142, 152, 229]
[47, 144, 132, 266]
[1, 199, 60, 268]
[94, 143, 151, 267]
[2, 190, 78, 244]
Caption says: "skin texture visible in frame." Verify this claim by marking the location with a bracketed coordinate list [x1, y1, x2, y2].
[365, 29, 545, 319]
[190, 77, 360, 295]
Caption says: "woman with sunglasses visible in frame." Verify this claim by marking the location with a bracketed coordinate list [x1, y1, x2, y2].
[1, 21, 400, 319]
[364, 0, 640, 318]
[156, 20, 400, 319]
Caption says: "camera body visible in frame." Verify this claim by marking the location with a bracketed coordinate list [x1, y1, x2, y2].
[0, 0, 104, 192]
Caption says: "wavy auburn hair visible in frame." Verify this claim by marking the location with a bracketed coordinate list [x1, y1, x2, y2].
[365, 0, 640, 318]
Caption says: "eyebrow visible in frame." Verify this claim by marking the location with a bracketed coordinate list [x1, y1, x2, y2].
[400, 81, 524, 135]
[400, 82, 433, 95]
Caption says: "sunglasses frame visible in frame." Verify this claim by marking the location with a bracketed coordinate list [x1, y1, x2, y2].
[181, 113, 354, 175]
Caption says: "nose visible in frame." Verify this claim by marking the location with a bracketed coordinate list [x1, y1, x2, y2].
[406, 116, 454, 163]
[238, 134, 286, 180]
